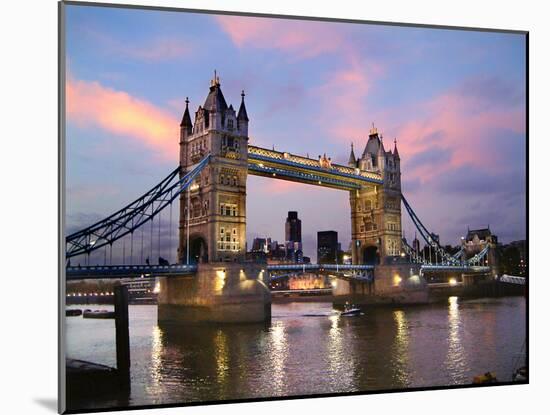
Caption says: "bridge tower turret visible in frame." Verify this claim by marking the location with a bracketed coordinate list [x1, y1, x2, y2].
[179, 97, 193, 169]
[177, 73, 249, 264]
[350, 125, 403, 265]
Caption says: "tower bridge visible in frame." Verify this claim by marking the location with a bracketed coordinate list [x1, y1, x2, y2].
[65, 73, 514, 323]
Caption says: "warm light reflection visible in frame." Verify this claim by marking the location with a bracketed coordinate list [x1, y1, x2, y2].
[214, 329, 229, 384]
[215, 270, 226, 291]
[445, 296, 467, 383]
[269, 322, 288, 394]
[326, 314, 355, 389]
[449, 278, 457, 286]
[392, 310, 411, 385]
[150, 325, 164, 386]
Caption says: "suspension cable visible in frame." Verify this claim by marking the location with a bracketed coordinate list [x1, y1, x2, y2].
[169, 202, 173, 264]
[158, 209, 162, 263]
[150, 211, 154, 265]
[130, 230, 134, 265]
[66, 155, 210, 259]
[140, 226, 144, 265]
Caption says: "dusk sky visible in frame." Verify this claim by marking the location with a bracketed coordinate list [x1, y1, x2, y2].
[65, 4, 526, 263]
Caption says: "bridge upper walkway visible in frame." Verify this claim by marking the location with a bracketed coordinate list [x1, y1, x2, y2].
[247, 145, 382, 190]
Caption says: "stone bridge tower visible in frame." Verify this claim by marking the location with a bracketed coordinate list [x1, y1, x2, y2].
[178, 74, 249, 264]
[348, 125, 402, 264]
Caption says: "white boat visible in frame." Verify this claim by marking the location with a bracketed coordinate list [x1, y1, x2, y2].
[341, 304, 362, 316]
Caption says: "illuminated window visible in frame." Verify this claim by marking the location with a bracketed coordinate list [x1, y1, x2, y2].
[219, 203, 237, 216]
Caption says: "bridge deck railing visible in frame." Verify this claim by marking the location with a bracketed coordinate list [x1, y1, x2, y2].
[248, 146, 383, 184]
[66, 264, 198, 280]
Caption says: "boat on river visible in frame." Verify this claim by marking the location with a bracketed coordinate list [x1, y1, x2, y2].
[66, 309, 82, 317]
[341, 304, 362, 316]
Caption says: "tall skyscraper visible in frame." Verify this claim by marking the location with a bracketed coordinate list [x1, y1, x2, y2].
[318, 231, 339, 264]
[285, 211, 302, 262]
[285, 211, 302, 245]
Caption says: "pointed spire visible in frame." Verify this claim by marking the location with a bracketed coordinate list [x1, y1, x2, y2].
[348, 142, 356, 166]
[238, 90, 249, 121]
[204, 71, 227, 112]
[180, 97, 192, 133]
[393, 138, 400, 158]
[369, 122, 378, 136]
[377, 134, 385, 155]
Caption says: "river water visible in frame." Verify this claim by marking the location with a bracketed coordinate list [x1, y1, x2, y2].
[66, 296, 525, 409]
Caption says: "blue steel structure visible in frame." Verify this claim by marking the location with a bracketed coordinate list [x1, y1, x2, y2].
[66, 155, 210, 259]
[247, 145, 383, 191]
[66, 149, 497, 282]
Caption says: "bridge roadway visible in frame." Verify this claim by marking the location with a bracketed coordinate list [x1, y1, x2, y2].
[65, 263, 374, 280]
[65, 263, 497, 281]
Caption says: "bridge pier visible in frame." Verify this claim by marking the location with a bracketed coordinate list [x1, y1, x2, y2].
[157, 262, 271, 324]
[461, 272, 495, 297]
[333, 263, 429, 306]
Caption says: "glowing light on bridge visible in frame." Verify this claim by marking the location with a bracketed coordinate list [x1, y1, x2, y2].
[393, 274, 402, 286]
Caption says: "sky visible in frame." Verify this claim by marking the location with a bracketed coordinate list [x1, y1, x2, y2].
[65, 4, 526, 264]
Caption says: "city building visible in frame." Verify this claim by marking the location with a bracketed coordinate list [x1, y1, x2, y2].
[412, 234, 421, 255]
[499, 239, 527, 277]
[285, 211, 303, 262]
[251, 237, 271, 253]
[317, 230, 339, 264]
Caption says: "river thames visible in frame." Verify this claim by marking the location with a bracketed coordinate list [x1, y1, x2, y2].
[66, 296, 525, 409]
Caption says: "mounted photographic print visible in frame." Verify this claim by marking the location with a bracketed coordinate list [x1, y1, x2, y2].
[59, 1, 528, 413]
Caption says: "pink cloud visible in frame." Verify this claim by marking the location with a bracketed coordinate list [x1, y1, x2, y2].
[312, 58, 383, 143]
[386, 89, 525, 186]
[66, 77, 179, 160]
[215, 15, 343, 59]
[215, 14, 388, 147]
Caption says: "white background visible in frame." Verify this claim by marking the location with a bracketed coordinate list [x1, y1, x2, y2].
[0, 0, 546, 414]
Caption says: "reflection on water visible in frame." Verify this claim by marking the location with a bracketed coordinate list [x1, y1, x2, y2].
[268, 322, 288, 395]
[392, 310, 410, 386]
[65, 297, 526, 409]
[446, 296, 467, 384]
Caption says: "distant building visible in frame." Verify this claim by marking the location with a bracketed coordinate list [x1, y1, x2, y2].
[251, 237, 271, 253]
[285, 211, 303, 262]
[285, 211, 302, 246]
[499, 239, 527, 277]
[318, 231, 339, 264]
[462, 227, 499, 272]
[412, 234, 421, 254]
